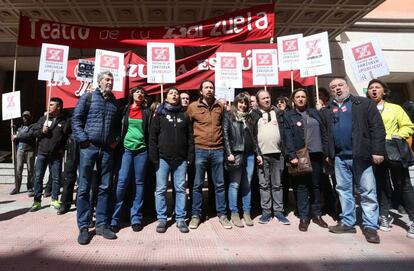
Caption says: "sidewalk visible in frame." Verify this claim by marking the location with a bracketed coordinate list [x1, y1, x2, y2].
[0, 184, 413, 271]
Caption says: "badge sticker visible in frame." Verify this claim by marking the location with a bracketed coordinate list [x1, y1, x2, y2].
[296, 121, 302, 127]
[332, 107, 338, 113]
[341, 106, 347, 112]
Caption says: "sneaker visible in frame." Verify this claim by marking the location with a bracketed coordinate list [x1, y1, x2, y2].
[176, 220, 189, 233]
[30, 201, 41, 212]
[110, 225, 120, 233]
[275, 212, 290, 225]
[189, 216, 201, 229]
[363, 227, 380, 244]
[9, 188, 19, 195]
[231, 213, 244, 228]
[50, 200, 61, 210]
[96, 224, 117, 240]
[57, 206, 70, 215]
[328, 221, 357, 234]
[88, 220, 95, 229]
[398, 205, 407, 215]
[219, 215, 232, 229]
[407, 222, 414, 239]
[77, 228, 90, 245]
[156, 220, 167, 233]
[131, 223, 143, 232]
[243, 213, 254, 226]
[379, 215, 394, 232]
[258, 213, 272, 224]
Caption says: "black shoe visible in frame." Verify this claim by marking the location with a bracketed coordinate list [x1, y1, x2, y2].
[88, 220, 95, 229]
[363, 228, 380, 244]
[131, 223, 143, 232]
[156, 220, 167, 233]
[312, 216, 328, 228]
[96, 224, 117, 240]
[299, 219, 310, 232]
[328, 222, 357, 234]
[176, 220, 189, 233]
[77, 228, 90, 245]
[44, 191, 51, 198]
[110, 225, 120, 233]
[9, 188, 19, 195]
[57, 206, 70, 215]
[398, 205, 407, 215]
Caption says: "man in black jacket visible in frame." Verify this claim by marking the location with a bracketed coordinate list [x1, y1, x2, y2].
[30, 97, 68, 212]
[323, 78, 385, 244]
[11, 111, 36, 195]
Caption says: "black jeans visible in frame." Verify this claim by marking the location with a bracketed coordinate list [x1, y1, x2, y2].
[293, 153, 323, 219]
[60, 138, 79, 209]
[374, 162, 414, 221]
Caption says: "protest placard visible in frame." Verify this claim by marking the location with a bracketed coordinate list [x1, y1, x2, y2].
[252, 48, 278, 86]
[38, 43, 69, 82]
[2, 91, 21, 120]
[93, 49, 124, 91]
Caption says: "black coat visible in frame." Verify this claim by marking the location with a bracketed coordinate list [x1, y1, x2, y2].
[222, 111, 261, 157]
[148, 107, 194, 164]
[32, 114, 69, 155]
[282, 108, 328, 162]
[323, 95, 386, 160]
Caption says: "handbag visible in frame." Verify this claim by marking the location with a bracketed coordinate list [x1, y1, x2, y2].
[385, 137, 414, 168]
[287, 116, 313, 176]
[224, 152, 244, 170]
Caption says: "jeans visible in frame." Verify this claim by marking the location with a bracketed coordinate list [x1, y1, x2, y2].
[15, 148, 35, 191]
[228, 154, 255, 214]
[111, 148, 147, 226]
[77, 144, 114, 230]
[33, 153, 62, 202]
[294, 153, 323, 219]
[155, 159, 187, 221]
[257, 153, 284, 215]
[334, 157, 379, 229]
[60, 139, 79, 208]
[192, 148, 227, 217]
[374, 163, 414, 221]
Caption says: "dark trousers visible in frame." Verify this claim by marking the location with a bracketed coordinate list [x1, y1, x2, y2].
[60, 138, 79, 209]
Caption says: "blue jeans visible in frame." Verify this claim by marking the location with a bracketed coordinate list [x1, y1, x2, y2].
[334, 157, 379, 229]
[111, 148, 147, 226]
[33, 153, 62, 202]
[76, 144, 114, 230]
[155, 159, 187, 221]
[192, 148, 227, 217]
[228, 154, 255, 214]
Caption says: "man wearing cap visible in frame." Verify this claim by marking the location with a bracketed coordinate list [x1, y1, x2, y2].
[11, 110, 36, 195]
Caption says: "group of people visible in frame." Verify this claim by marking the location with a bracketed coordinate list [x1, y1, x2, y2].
[11, 71, 414, 246]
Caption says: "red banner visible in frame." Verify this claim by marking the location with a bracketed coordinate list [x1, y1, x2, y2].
[49, 44, 314, 108]
[18, 4, 274, 48]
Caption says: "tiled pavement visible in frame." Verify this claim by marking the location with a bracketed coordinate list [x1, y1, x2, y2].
[1, 184, 413, 271]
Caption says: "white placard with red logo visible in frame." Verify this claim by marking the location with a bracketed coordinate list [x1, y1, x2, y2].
[93, 49, 124, 92]
[252, 49, 278, 86]
[215, 52, 243, 89]
[215, 87, 235, 102]
[2, 91, 21, 120]
[299, 32, 332, 78]
[345, 38, 389, 82]
[147, 42, 176, 84]
[38, 43, 69, 82]
[277, 34, 303, 71]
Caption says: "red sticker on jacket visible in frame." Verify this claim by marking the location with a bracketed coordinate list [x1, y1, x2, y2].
[332, 107, 338, 113]
[341, 106, 347, 112]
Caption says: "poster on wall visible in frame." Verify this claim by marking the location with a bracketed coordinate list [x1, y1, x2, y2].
[76, 59, 95, 82]
[147, 42, 176, 84]
[252, 48, 278, 86]
[38, 43, 69, 82]
[93, 49, 124, 92]
[345, 38, 390, 82]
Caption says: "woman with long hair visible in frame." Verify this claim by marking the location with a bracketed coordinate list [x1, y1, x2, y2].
[282, 88, 329, 232]
[223, 93, 263, 227]
[110, 86, 151, 233]
[366, 79, 414, 238]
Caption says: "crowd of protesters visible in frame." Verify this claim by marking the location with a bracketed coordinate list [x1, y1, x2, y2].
[10, 71, 414, 245]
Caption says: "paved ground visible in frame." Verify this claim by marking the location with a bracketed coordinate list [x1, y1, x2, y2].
[1, 184, 413, 271]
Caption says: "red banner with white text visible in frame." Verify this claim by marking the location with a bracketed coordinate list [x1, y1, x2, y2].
[19, 4, 274, 48]
[49, 44, 314, 108]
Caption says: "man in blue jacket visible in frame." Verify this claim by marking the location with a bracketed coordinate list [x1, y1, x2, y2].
[72, 71, 121, 245]
[324, 78, 385, 244]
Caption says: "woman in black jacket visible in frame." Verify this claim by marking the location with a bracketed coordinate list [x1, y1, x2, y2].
[149, 87, 194, 233]
[223, 93, 262, 227]
[282, 88, 328, 232]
